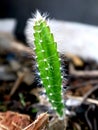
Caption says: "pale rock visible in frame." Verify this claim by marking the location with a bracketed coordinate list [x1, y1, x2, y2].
[25, 19, 98, 61]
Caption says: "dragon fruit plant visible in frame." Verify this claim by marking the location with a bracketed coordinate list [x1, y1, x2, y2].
[27, 11, 65, 118]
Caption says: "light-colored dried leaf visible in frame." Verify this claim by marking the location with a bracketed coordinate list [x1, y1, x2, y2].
[23, 113, 49, 130]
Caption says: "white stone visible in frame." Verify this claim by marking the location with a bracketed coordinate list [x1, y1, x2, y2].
[25, 17, 98, 62]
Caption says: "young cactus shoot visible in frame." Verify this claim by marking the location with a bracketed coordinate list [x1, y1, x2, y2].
[30, 11, 64, 117]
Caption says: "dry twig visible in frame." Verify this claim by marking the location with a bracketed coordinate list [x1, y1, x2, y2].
[70, 64, 98, 77]
[23, 113, 49, 130]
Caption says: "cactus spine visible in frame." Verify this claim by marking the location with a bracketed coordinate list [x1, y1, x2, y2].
[32, 11, 64, 117]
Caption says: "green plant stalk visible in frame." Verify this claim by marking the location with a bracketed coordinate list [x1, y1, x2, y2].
[33, 12, 64, 117]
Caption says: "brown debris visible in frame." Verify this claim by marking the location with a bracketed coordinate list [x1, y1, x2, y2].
[70, 63, 98, 77]
[74, 85, 92, 96]
[10, 72, 25, 97]
[66, 53, 84, 67]
[23, 113, 49, 130]
[0, 33, 34, 56]
[0, 111, 31, 130]
[0, 112, 49, 130]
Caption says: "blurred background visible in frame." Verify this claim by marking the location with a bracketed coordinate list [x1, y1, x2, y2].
[0, 0, 98, 43]
[1, 1, 98, 129]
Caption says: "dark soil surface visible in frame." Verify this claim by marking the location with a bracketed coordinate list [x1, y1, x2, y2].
[0, 42, 98, 130]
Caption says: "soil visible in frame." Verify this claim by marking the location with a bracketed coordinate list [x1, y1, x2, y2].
[0, 35, 98, 130]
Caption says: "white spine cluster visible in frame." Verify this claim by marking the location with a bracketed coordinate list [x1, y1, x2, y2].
[25, 10, 48, 50]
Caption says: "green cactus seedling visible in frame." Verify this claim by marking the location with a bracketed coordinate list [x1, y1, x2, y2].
[28, 11, 64, 118]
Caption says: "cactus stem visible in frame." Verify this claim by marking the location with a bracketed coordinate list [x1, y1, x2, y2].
[27, 11, 65, 118]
